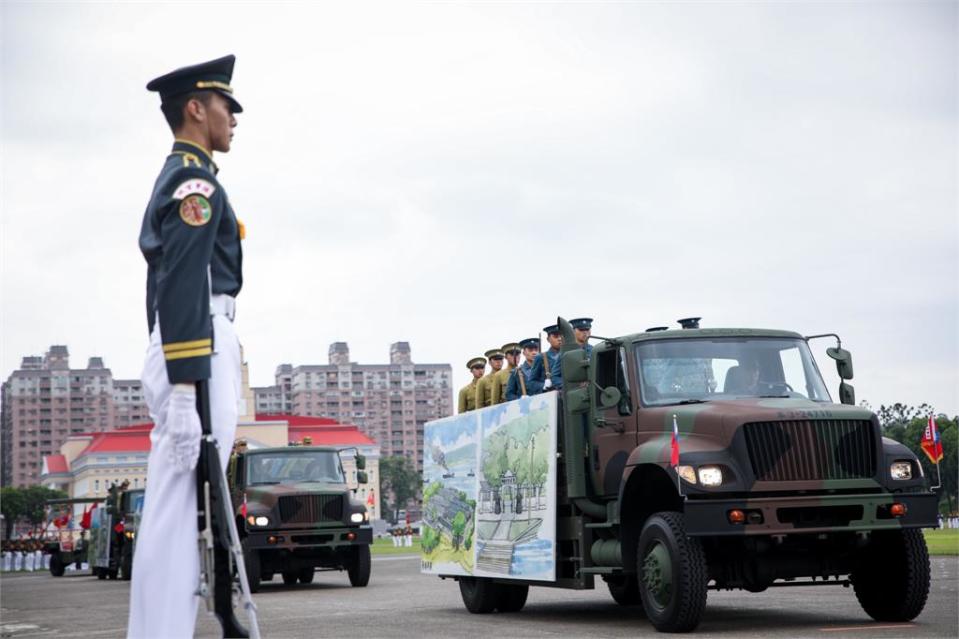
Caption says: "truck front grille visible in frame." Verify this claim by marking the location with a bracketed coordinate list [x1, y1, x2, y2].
[278, 495, 343, 524]
[743, 420, 876, 481]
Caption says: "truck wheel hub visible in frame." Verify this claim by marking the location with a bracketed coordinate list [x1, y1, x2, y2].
[641, 542, 672, 608]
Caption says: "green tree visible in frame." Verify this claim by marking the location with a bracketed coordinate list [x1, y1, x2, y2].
[379, 456, 419, 523]
[450, 511, 466, 550]
[871, 402, 957, 514]
[1, 487, 26, 538]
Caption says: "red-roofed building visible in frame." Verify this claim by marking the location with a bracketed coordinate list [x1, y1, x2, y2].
[40, 414, 382, 519]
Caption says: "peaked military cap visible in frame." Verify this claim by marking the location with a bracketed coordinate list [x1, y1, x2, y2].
[519, 337, 540, 349]
[542, 324, 560, 335]
[570, 317, 593, 330]
[467, 357, 487, 369]
[501, 343, 521, 355]
[484, 348, 505, 359]
[147, 54, 243, 113]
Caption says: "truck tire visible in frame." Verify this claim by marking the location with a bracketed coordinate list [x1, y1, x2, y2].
[637, 512, 708, 633]
[243, 545, 261, 593]
[95, 567, 107, 580]
[606, 575, 643, 607]
[852, 528, 930, 622]
[282, 571, 298, 585]
[495, 583, 529, 613]
[458, 577, 498, 614]
[298, 567, 315, 584]
[108, 568, 119, 580]
[349, 545, 371, 587]
[50, 554, 65, 577]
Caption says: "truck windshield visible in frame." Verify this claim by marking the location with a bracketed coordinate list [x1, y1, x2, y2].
[635, 337, 831, 406]
[247, 451, 346, 485]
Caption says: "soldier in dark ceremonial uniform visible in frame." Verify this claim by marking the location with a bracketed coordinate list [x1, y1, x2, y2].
[128, 55, 247, 639]
[506, 337, 539, 400]
[528, 325, 564, 394]
[570, 317, 594, 356]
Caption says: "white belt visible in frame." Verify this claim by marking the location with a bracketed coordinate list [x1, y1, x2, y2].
[210, 294, 236, 321]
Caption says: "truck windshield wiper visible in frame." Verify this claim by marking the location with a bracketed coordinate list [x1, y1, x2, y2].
[666, 399, 709, 405]
[251, 481, 279, 485]
[757, 395, 790, 398]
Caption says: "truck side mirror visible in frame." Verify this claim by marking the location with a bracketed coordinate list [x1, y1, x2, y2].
[838, 381, 855, 405]
[562, 349, 590, 384]
[827, 347, 854, 380]
[598, 386, 622, 410]
[357, 470, 368, 485]
[355, 453, 366, 471]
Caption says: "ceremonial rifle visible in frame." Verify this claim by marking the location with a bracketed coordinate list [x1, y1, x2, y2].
[195, 379, 261, 638]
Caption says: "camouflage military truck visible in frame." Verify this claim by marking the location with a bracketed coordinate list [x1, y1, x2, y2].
[443, 317, 938, 633]
[90, 487, 144, 581]
[229, 443, 373, 592]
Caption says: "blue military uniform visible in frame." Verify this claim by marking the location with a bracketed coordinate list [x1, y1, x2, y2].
[571, 317, 593, 357]
[139, 139, 243, 383]
[506, 337, 539, 400]
[528, 326, 563, 394]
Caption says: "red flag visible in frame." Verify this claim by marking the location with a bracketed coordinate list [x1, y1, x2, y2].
[921, 415, 944, 464]
[366, 490, 375, 506]
[114, 522, 125, 534]
[53, 514, 70, 529]
[670, 414, 680, 467]
[80, 502, 97, 530]
[241, 493, 248, 519]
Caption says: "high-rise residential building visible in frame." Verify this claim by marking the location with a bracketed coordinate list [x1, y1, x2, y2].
[1, 346, 149, 487]
[253, 342, 452, 472]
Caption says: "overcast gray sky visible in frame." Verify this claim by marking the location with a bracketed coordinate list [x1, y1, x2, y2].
[1, 1, 956, 416]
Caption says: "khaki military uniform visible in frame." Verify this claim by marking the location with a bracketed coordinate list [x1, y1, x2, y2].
[490, 363, 515, 405]
[458, 378, 480, 413]
[474, 373, 496, 409]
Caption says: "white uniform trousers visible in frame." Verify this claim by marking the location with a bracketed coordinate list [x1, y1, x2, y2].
[127, 314, 241, 639]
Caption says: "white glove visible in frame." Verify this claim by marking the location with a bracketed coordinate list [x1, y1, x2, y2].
[543, 378, 553, 390]
[165, 384, 201, 473]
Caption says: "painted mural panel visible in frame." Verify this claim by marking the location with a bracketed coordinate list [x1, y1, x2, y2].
[421, 393, 557, 582]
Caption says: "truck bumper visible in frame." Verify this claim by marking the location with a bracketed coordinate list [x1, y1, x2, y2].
[245, 525, 372, 551]
[683, 492, 939, 536]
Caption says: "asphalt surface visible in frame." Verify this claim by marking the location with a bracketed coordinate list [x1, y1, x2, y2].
[1, 555, 956, 638]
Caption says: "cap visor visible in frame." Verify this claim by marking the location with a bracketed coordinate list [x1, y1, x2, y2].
[216, 89, 243, 113]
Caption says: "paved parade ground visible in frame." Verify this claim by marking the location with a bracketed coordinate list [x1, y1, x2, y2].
[1, 555, 957, 638]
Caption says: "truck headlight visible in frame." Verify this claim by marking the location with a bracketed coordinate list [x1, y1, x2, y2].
[350, 512, 364, 524]
[890, 461, 913, 480]
[697, 466, 723, 487]
[247, 515, 270, 527]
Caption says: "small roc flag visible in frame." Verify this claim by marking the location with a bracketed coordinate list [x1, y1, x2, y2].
[670, 414, 680, 467]
[921, 414, 944, 464]
[241, 493, 248, 519]
[366, 489, 375, 507]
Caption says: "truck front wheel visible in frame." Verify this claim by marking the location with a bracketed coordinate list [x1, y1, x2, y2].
[637, 512, 708, 633]
[348, 545, 371, 587]
[852, 528, 929, 622]
[243, 543, 261, 593]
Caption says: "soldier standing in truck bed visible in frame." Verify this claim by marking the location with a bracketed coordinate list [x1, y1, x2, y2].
[528, 325, 563, 394]
[457, 357, 487, 413]
[491, 343, 520, 405]
[475, 348, 505, 409]
[506, 337, 539, 400]
[570, 317, 593, 356]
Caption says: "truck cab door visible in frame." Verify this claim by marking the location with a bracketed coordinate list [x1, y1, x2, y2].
[591, 346, 637, 498]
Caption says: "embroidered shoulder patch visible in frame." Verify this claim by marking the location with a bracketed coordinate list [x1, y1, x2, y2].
[173, 178, 216, 200]
[179, 195, 213, 226]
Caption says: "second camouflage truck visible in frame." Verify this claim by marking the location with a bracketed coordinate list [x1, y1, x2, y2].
[229, 442, 373, 592]
[421, 317, 938, 633]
